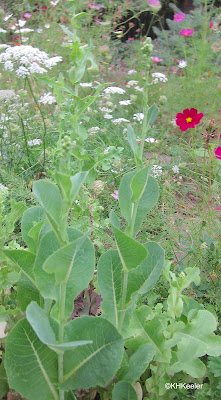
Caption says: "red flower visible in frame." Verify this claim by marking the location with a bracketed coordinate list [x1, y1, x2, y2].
[176, 108, 204, 131]
[41, 6, 48, 10]
[215, 146, 221, 160]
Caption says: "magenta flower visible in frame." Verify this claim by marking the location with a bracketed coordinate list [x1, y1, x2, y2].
[176, 108, 203, 131]
[111, 190, 118, 200]
[152, 56, 163, 62]
[24, 12, 32, 18]
[209, 22, 214, 28]
[215, 205, 221, 211]
[180, 29, 194, 36]
[174, 13, 185, 22]
[147, 0, 160, 5]
[215, 146, 221, 160]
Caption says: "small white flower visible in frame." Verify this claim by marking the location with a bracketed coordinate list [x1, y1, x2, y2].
[172, 165, 180, 174]
[145, 137, 159, 143]
[112, 118, 130, 125]
[0, 44, 9, 48]
[0, 28, 7, 33]
[104, 86, 125, 95]
[100, 107, 113, 113]
[128, 69, 137, 75]
[4, 14, 13, 22]
[79, 82, 92, 87]
[4, 60, 14, 71]
[16, 66, 30, 78]
[151, 72, 168, 84]
[27, 139, 42, 146]
[15, 28, 34, 33]
[170, 119, 176, 127]
[29, 63, 47, 74]
[88, 126, 100, 135]
[18, 19, 26, 28]
[119, 100, 131, 105]
[45, 24, 50, 29]
[0, 183, 8, 191]
[178, 60, 187, 68]
[50, 0, 61, 5]
[103, 114, 113, 119]
[39, 92, 56, 105]
[134, 85, 143, 92]
[104, 147, 111, 154]
[126, 80, 138, 87]
[36, 28, 43, 33]
[133, 113, 144, 122]
[151, 165, 163, 178]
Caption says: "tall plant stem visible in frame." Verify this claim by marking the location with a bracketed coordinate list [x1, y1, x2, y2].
[58, 281, 66, 400]
[138, 71, 149, 161]
[26, 77, 47, 167]
[118, 269, 128, 333]
[20, 116, 31, 167]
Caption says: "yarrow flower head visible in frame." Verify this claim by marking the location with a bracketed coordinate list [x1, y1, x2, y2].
[151, 72, 168, 84]
[180, 29, 194, 36]
[39, 92, 56, 105]
[0, 45, 62, 78]
[176, 108, 203, 131]
[215, 146, 221, 160]
[174, 13, 185, 22]
[104, 86, 125, 95]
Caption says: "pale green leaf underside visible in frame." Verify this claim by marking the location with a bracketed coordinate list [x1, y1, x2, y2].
[112, 381, 138, 400]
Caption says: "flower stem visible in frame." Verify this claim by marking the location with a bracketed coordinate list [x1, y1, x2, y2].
[26, 77, 47, 167]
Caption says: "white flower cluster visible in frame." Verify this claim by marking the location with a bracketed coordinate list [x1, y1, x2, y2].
[39, 92, 56, 105]
[0, 183, 8, 191]
[119, 100, 131, 105]
[172, 165, 180, 174]
[151, 73, 168, 84]
[133, 113, 144, 123]
[151, 165, 163, 178]
[27, 139, 42, 146]
[104, 86, 125, 95]
[112, 118, 130, 125]
[0, 45, 62, 78]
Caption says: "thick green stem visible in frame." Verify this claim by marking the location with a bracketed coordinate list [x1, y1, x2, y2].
[119, 270, 128, 333]
[58, 282, 66, 400]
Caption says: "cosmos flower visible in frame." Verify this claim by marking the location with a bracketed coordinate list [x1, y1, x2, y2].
[152, 56, 163, 62]
[174, 13, 185, 22]
[180, 29, 194, 36]
[111, 190, 118, 200]
[215, 146, 221, 160]
[176, 108, 203, 131]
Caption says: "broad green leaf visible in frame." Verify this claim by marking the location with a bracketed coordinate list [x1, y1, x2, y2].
[97, 250, 123, 328]
[126, 242, 164, 302]
[61, 316, 124, 390]
[43, 233, 95, 320]
[26, 302, 92, 351]
[33, 180, 66, 243]
[127, 126, 142, 167]
[5, 318, 59, 400]
[34, 228, 86, 302]
[119, 171, 159, 237]
[125, 308, 171, 363]
[3, 249, 37, 289]
[118, 344, 155, 383]
[70, 171, 88, 202]
[17, 273, 42, 311]
[21, 206, 47, 253]
[167, 310, 221, 377]
[112, 381, 138, 400]
[111, 224, 148, 271]
[109, 210, 121, 230]
[54, 171, 87, 205]
[5, 201, 27, 234]
[131, 165, 152, 203]
[0, 359, 9, 399]
[208, 356, 221, 377]
[146, 104, 159, 132]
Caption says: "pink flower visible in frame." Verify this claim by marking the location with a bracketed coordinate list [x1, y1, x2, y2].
[41, 6, 48, 10]
[128, 38, 134, 42]
[94, 17, 100, 23]
[215, 205, 221, 211]
[147, 0, 160, 5]
[111, 190, 118, 200]
[24, 12, 32, 18]
[215, 146, 221, 160]
[174, 13, 185, 22]
[209, 22, 214, 28]
[180, 28, 194, 36]
[152, 56, 163, 62]
[171, 66, 178, 71]
[89, 3, 101, 10]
